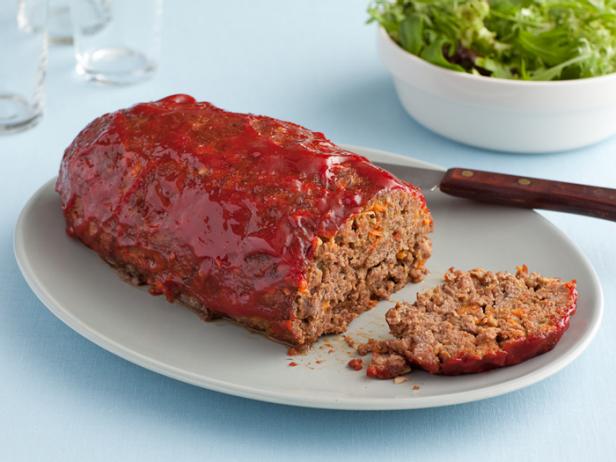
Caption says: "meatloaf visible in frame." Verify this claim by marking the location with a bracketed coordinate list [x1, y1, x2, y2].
[359, 266, 577, 377]
[56, 94, 433, 346]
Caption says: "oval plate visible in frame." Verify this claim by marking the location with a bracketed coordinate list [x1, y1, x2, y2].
[14, 145, 603, 410]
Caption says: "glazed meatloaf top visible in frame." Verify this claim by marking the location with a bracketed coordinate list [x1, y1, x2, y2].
[56, 94, 428, 323]
[360, 266, 577, 377]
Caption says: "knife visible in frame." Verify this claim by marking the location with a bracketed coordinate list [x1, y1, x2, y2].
[375, 162, 616, 222]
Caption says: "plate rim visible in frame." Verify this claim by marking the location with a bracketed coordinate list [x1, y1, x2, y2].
[14, 145, 604, 410]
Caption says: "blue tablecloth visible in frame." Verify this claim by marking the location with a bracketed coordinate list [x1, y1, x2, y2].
[1, 2, 614, 460]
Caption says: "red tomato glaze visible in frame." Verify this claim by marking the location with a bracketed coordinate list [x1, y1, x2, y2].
[56, 95, 425, 322]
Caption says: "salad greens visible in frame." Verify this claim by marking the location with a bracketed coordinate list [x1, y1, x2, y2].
[368, 0, 616, 80]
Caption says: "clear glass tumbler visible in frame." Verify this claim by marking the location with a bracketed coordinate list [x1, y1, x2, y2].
[70, 0, 163, 85]
[48, 0, 73, 45]
[0, 0, 48, 133]
[20, 0, 70, 45]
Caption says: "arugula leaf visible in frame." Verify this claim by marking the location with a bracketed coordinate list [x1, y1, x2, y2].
[421, 35, 465, 71]
[399, 14, 424, 55]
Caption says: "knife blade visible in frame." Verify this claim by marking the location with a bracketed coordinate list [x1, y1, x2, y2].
[374, 161, 616, 222]
[374, 162, 444, 192]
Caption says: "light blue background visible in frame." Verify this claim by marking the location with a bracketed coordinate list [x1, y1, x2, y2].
[1, 1, 615, 460]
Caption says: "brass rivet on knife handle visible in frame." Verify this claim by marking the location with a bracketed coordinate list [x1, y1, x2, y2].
[518, 178, 531, 186]
[461, 170, 474, 177]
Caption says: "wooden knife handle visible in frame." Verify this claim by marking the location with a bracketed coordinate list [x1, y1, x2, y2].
[440, 168, 616, 221]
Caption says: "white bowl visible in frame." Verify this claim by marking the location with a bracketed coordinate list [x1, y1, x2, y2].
[378, 27, 616, 153]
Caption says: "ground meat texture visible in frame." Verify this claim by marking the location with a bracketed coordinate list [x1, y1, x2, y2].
[361, 266, 577, 377]
[56, 94, 433, 347]
[367, 351, 410, 378]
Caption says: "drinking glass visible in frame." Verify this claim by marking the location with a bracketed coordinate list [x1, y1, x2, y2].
[21, 0, 71, 45]
[0, 0, 48, 133]
[48, 0, 72, 44]
[70, 0, 163, 85]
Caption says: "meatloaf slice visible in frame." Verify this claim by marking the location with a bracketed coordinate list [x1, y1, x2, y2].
[360, 266, 577, 377]
[56, 94, 433, 347]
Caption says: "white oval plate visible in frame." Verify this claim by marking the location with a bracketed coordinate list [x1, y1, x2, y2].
[14, 146, 603, 410]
